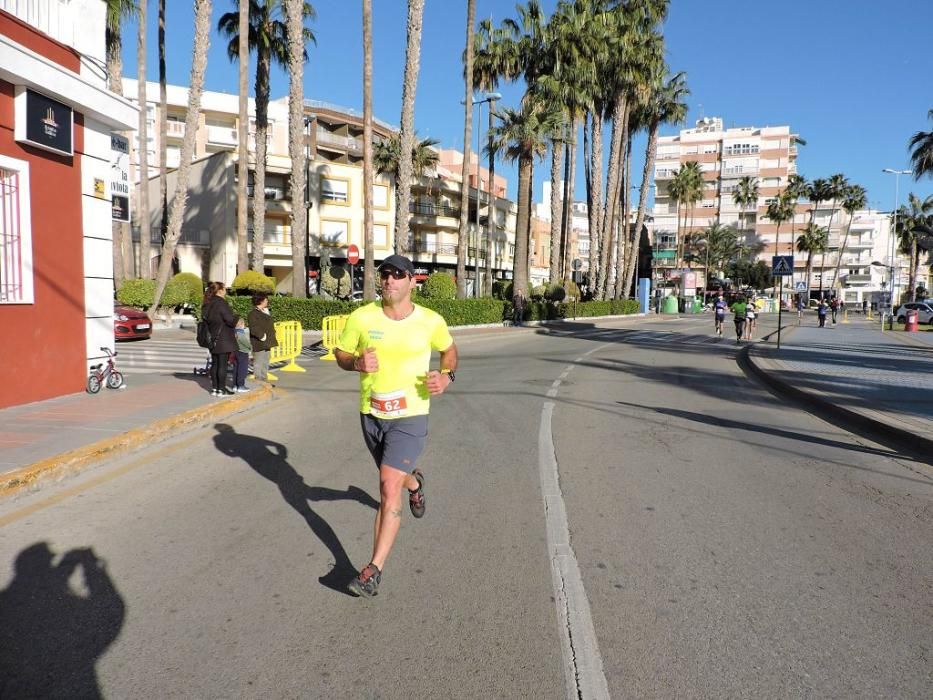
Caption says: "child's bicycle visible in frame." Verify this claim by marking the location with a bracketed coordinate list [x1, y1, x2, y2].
[87, 347, 125, 394]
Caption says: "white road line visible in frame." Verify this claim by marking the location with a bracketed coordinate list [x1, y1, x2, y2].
[539, 346, 610, 700]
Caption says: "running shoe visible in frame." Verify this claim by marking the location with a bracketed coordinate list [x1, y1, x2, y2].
[348, 563, 381, 598]
[409, 469, 425, 518]
[236, 386, 250, 393]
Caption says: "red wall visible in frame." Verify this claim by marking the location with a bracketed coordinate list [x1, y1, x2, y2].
[0, 76, 86, 409]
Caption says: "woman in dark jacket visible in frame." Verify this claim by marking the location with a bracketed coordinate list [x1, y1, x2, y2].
[247, 292, 278, 382]
[201, 281, 239, 395]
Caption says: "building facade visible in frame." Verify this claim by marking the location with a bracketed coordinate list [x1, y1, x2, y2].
[0, 1, 136, 409]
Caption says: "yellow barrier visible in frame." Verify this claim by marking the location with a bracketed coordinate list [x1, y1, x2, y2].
[269, 320, 306, 373]
[842, 309, 849, 324]
[321, 314, 348, 361]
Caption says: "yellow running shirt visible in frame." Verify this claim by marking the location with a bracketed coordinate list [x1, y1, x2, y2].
[337, 302, 454, 418]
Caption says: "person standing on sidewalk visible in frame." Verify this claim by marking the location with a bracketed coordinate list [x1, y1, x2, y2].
[248, 292, 277, 382]
[513, 287, 526, 327]
[817, 298, 828, 328]
[201, 282, 239, 396]
[830, 297, 839, 325]
[233, 319, 251, 393]
[730, 295, 748, 344]
[334, 254, 458, 598]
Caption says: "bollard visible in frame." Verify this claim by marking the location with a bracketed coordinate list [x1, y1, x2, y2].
[842, 309, 849, 324]
[269, 320, 306, 372]
[321, 315, 348, 361]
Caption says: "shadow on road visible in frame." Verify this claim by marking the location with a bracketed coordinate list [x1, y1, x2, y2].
[211, 423, 378, 596]
[0, 542, 125, 698]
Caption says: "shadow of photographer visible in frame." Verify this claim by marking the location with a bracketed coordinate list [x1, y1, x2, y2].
[0, 541, 125, 698]
[212, 423, 377, 596]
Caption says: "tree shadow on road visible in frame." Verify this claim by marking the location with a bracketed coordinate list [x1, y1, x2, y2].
[211, 423, 377, 596]
[0, 541, 125, 698]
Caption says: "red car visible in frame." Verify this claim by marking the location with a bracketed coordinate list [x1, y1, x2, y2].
[114, 304, 152, 341]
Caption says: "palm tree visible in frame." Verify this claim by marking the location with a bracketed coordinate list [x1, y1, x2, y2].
[829, 183, 867, 291]
[393, 0, 426, 256]
[150, 0, 213, 314]
[217, 0, 315, 273]
[784, 172, 807, 257]
[488, 100, 562, 298]
[106, 0, 138, 285]
[373, 135, 439, 178]
[669, 160, 702, 272]
[158, 0, 169, 273]
[795, 223, 828, 297]
[361, 0, 375, 299]
[908, 109, 933, 180]
[284, 0, 309, 297]
[731, 176, 758, 231]
[767, 190, 796, 256]
[629, 69, 687, 301]
[456, 0, 477, 299]
[136, 0, 150, 278]
[894, 194, 933, 302]
[236, 0, 249, 274]
[806, 177, 831, 226]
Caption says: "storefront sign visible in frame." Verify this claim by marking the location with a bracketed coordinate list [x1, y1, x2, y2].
[14, 88, 73, 157]
[110, 134, 130, 222]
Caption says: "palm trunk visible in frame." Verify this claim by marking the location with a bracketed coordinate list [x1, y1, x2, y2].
[286, 0, 307, 298]
[620, 137, 637, 299]
[599, 97, 626, 299]
[393, 0, 425, 256]
[362, 0, 375, 299]
[158, 0, 169, 274]
[136, 0, 151, 278]
[909, 241, 918, 301]
[630, 121, 660, 300]
[806, 251, 814, 296]
[548, 137, 563, 283]
[236, 0, 249, 273]
[456, 0, 476, 299]
[252, 49, 270, 272]
[587, 110, 603, 296]
[484, 101, 495, 296]
[829, 210, 853, 291]
[512, 154, 532, 295]
[150, 0, 212, 313]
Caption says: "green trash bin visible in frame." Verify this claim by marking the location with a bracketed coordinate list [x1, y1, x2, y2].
[661, 296, 679, 314]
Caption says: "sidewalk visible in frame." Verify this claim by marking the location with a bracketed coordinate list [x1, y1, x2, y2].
[744, 316, 933, 462]
[3, 313, 931, 496]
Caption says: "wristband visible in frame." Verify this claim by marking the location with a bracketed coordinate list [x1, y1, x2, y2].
[441, 369, 455, 383]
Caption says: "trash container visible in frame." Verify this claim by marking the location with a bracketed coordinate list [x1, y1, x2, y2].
[661, 296, 679, 314]
[905, 309, 919, 332]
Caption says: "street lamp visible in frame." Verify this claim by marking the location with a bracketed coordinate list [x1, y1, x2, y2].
[882, 168, 911, 313]
[462, 92, 501, 297]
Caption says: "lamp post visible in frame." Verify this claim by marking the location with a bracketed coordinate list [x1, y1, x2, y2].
[463, 92, 501, 298]
[872, 260, 894, 330]
[882, 168, 911, 320]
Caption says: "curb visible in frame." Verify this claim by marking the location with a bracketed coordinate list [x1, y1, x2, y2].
[739, 334, 933, 465]
[0, 383, 278, 497]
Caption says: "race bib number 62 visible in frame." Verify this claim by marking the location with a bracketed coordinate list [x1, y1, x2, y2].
[370, 389, 408, 418]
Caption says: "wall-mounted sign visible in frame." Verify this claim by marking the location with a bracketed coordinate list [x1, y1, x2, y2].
[110, 134, 130, 222]
[14, 87, 74, 157]
[93, 178, 106, 198]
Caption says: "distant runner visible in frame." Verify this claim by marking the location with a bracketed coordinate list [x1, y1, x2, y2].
[714, 295, 728, 336]
[731, 295, 748, 344]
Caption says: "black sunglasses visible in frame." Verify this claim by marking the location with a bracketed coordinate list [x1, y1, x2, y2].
[379, 268, 409, 280]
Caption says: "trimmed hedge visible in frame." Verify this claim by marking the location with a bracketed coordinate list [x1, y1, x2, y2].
[215, 294, 641, 329]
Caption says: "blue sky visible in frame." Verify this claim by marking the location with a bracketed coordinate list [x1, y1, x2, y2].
[121, 0, 933, 212]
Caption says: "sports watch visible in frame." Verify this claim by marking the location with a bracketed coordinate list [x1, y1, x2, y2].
[441, 369, 456, 383]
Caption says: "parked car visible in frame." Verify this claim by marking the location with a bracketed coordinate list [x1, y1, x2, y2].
[114, 304, 152, 341]
[895, 302, 933, 324]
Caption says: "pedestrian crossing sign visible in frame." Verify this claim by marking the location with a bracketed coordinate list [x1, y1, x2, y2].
[772, 255, 793, 276]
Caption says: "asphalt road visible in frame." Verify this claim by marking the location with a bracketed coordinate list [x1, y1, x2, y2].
[1, 316, 930, 698]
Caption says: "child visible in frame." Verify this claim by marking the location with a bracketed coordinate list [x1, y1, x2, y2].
[233, 318, 251, 393]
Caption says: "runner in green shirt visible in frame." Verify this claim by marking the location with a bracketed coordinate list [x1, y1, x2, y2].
[730, 296, 748, 344]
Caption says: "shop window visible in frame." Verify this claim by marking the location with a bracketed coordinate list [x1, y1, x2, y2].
[0, 157, 33, 304]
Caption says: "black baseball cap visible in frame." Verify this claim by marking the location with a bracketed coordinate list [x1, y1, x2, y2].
[377, 254, 415, 276]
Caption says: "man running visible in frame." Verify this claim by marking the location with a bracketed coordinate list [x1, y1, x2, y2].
[731, 295, 748, 344]
[334, 255, 458, 598]
[713, 294, 727, 336]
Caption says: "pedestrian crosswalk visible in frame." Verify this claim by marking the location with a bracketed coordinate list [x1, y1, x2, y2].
[115, 338, 323, 375]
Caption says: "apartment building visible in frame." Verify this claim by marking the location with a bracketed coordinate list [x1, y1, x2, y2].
[0, 1, 137, 408]
[531, 181, 590, 285]
[649, 116, 801, 291]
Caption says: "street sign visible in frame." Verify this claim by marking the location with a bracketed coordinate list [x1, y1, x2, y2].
[772, 255, 793, 276]
[572, 258, 582, 271]
[795, 281, 806, 291]
[347, 244, 360, 265]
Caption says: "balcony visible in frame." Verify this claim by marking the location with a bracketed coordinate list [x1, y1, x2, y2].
[247, 185, 286, 201]
[409, 201, 460, 218]
[723, 146, 759, 156]
[207, 125, 237, 147]
[166, 120, 186, 139]
[722, 165, 758, 177]
[316, 129, 363, 151]
[844, 274, 872, 284]
[412, 241, 458, 256]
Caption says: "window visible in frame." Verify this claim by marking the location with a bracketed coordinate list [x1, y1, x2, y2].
[321, 176, 349, 204]
[373, 183, 388, 209]
[320, 219, 349, 245]
[0, 157, 33, 304]
[373, 223, 388, 247]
